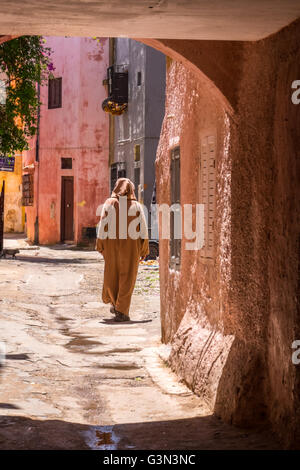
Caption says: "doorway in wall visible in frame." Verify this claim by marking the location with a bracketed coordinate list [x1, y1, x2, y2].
[61, 176, 74, 242]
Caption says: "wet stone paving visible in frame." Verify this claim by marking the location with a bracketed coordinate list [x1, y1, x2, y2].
[0, 239, 279, 449]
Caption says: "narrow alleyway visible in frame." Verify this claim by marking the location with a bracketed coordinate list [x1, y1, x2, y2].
[0, 237, 279, 450]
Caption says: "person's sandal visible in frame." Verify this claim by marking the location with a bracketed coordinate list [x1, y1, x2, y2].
[114, 311, 130, 322]
[110, 305, 116, 314]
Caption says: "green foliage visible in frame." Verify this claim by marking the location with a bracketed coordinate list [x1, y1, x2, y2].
[0, 36, 53, 155]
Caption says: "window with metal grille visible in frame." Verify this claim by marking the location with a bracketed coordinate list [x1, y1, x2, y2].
[170, 146, 181, 269]
[134, 166, 140, 189]
[118, 168, 126, 178]
[134, 144, 141, 161]
[110, 165, 118, 191]
[137, 71, 142, 86]
[22, 174, 34, 206]
[61, 158, 72, 170]
[48, 77, 62, 109]
[110, 162, 126, 192]
[106, 65, 128, 104]
[199, 135, 216, 259]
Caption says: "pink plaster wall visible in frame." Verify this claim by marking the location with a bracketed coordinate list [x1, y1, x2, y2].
[23, 36, 109, 245]
[156, 58, 237, 418]
[156, 19, 300, 448]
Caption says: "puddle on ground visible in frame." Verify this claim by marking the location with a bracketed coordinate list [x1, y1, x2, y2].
[90, 347, 142, 355]
[84, 425, 120, 450]
[93, 362, 141, 370]
[58, 323, 103, 353]
[65, 335, 103, 352]
[57, 317, 141, 357]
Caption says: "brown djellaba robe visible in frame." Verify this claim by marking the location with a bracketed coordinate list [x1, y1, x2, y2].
[96, 189, 149, 317]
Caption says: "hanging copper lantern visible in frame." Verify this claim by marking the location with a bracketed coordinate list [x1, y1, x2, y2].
[102, 97, 127, 115]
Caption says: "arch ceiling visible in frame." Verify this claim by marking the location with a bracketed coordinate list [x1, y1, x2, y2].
[0, 0, 299, 41]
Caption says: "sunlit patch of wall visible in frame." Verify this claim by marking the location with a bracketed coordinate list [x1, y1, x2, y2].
[0, 154, 24, 233]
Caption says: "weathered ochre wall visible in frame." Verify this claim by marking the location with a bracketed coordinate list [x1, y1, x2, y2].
[0, 154, 24, 233]
[156, 19, 300, 448]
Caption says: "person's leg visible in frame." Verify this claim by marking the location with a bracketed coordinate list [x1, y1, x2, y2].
[102, 240, 119, 309]
[114, 239, 140, 318]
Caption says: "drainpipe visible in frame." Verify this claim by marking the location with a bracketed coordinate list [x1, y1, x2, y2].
[34, 83, 40, 245]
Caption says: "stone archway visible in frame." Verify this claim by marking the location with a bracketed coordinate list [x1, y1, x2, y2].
[137, 38, 244, 112]
[136, 20, 300, 449]
[0, 14, 300, 448]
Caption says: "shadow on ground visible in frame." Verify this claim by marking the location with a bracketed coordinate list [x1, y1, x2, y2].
[13, 256, 98, 264]
[114, 416, 280, 450]
[0, 415, 90, 450]
[101, 318, 153, 325]
[6, 354, 31, 361]
[0, 404, 20, 409]
[0, 414, 280, 450]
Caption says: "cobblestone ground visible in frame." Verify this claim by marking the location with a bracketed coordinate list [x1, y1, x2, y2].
[0, 236, 280, 449]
